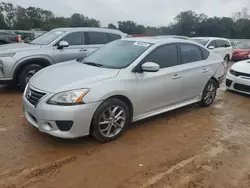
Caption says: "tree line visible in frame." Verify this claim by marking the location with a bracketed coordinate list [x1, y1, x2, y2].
[0, 1, 250, 38]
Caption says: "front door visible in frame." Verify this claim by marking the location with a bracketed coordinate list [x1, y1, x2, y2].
[53, 32, 87, 63]
[134, 44, 183, 118]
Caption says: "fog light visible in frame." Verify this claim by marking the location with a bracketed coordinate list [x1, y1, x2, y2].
[42, 122, 53, 131]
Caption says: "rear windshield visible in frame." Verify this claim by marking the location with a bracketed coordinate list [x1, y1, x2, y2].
[190, 38, 209, 46]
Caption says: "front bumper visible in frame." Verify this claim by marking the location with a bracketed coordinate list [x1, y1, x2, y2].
[22, 89, 102, 139]
[226, 73, 250, 95]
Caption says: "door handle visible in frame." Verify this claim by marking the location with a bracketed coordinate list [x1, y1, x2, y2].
[172, 74, 181, 80]
[202, 68, 209, 73]
[79, 49, 87, 52]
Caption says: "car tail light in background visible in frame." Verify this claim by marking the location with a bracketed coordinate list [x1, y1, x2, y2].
[15, 35, 21, 43]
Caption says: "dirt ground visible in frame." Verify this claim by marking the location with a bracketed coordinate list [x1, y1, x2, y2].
[0, 76, 250, 187]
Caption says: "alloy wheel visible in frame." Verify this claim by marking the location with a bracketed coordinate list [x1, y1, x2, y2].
[204, 81, 216, 105]
[99, 105, 126, 138]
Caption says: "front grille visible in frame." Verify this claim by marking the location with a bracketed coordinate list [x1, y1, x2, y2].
[234, 83, 250, 93]
[234, 71, 250, 78]
[226, 79, 232, 87]
[26, 87, 47, 106]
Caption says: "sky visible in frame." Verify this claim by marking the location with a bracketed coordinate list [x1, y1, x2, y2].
[5, 0, 250, 27]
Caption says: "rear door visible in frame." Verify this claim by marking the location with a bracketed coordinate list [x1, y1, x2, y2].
[53, 31, 86, 63]
[178, 43, 212, 101]
[135, 44, 183, 116]
[215, 40, 228, 59]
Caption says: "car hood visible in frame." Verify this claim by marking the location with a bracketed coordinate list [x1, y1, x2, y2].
[29, 61, 120, 93]
[231, 60, 250, 74]
[0, 43, 44, 54]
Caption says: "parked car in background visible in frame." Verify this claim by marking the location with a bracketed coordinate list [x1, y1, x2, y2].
[0, 31, 21, 45]
[226, 56, 250, 95]
[0, 27, 127, 90]
[231, 42, 250, 61]
[190, 37, 233, 64]
[23, 37, 225, 142]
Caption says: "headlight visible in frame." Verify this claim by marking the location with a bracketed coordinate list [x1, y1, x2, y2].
[0, 53, 15, 57]
[229, 69, 238, 76]
[47, 89, 90, 105]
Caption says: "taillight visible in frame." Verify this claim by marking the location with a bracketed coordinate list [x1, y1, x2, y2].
[15, 35, 20, 43]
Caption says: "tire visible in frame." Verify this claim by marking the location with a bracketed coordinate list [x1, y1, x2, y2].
[199, 79, 217, 107]
[91, 98, 130, 142]
[0, 41, 6, 45]
[224, 55, 230, 64]
[17, 64, 43, 90]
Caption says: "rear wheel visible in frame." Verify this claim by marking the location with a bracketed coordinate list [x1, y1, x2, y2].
[91, 98, 129, 142]
[199, 79, 217, 107]
[17, 64, 43, 90]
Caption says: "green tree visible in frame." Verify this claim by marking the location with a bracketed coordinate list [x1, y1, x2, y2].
[107, 23, 117, 29]
[1, 2, 15, 29]
[13, 5, 32, 30]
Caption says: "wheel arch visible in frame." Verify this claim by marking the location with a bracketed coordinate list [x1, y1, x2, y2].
[13, 58, 52, 82]
[210, 76, 220, 88]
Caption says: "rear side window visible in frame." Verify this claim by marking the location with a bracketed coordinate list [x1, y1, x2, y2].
[142, 44, 178, 69]
[86, 32, 109, 45]
[179, 44, 203, 64]
[63, 32, 84, 45]
[107, 33, 121, 42]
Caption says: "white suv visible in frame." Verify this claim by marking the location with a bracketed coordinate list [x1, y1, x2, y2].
[190, 37, 233, 63]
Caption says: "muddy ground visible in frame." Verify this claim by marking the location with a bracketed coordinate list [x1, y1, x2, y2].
[0, 77, 250, 187]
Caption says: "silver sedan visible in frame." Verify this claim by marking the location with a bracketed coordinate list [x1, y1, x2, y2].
[23, 37, 226, 142]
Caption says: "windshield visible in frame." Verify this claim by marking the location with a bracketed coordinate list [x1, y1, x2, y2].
[82, 40, 153, 69]
[235, 42, 250, 49]
[190, 38, 209, 46]
[30, 30, 66, 45]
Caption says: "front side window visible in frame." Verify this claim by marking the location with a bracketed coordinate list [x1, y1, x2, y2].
[86, 32, 109, 45]
[82, 40, 152, 69]
[207, 40, 216, 48]
[141, 44, 178, 68]
[63, 32, 84, 45]
[30, 30, 66, 45]
[216, 40, 230, 48]
[180, 44, 203, 64]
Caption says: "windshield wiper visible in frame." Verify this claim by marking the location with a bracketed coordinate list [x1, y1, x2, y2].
[83, 62, 104, 67]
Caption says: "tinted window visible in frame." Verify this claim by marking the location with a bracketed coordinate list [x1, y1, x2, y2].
[180, 44, 203, 64]
[82, 40, 152, 69]
[216, 40, 231, 48]
[142, 44, 178, 68]
[86, 32, 109, 44]
[207, 40, 216, 48]
[200, 47, 210, 60]
[107, 33, 121, 42]
[63, 32, 84, 45]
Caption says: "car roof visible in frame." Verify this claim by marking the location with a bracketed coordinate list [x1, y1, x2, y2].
[191, 37, 230, 41]
[122, 37, 200, 46]
[146, 35, 189, 39]
[52, 27, 127, 35]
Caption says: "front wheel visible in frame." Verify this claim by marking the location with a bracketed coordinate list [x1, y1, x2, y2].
[91, 98, 130, 142]
[17, 64, 43, 90]
[199, 79, 217, 107]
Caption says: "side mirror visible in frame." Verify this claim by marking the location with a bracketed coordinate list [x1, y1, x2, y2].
[141, 62, 160, 72]
[58, 41, 69, 49]
[208, 46, 215, 50]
